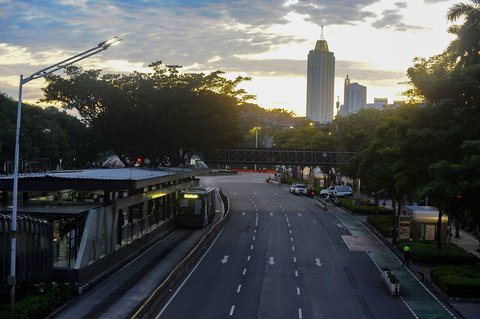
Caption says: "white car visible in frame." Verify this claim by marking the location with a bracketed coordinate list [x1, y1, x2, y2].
[289, 184, 297, 193]
[293, 184, 306, 195]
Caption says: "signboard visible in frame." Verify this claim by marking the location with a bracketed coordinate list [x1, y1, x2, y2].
[398, 216, 411, 240]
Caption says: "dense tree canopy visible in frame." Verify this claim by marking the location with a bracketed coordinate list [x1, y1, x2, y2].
[0, 93, 94, 172]
[41, 63, 254, 166]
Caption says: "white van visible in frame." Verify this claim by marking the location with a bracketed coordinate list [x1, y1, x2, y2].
[320, 185, 352, 197]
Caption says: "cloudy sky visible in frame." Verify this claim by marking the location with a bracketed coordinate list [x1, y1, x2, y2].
[0, 0, 459, 116]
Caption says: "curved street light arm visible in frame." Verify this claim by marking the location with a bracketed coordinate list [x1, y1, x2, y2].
[23, 37, 122, 84]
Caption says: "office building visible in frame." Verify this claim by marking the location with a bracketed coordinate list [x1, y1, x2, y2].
[340, 75, 367, 116]
[306, 27, 335, 124]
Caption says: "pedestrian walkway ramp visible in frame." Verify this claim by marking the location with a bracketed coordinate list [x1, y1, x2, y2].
[341, 235, 384, 252]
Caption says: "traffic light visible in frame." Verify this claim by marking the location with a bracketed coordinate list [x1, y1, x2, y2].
[134, 156, 143, 166]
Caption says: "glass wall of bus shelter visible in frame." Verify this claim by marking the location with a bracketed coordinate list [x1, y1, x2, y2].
[118, 192, 179, 246]
[50, 212, 87, 268]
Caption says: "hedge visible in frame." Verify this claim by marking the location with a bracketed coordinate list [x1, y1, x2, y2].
[367, 215, 394, 237]
[431, 266, 480, 298]
[397, 241, 478, 265]
[339, 198, 392, 215]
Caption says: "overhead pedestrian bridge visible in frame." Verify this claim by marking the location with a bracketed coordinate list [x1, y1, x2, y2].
[205, 148, 356, 166]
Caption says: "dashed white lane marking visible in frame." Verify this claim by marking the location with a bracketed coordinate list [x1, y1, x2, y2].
[295, 270, 299, 277]
[289, 230, 292, 234]
[155, 228, 225, 318]
[292, 246, 295, 251]
[250, 244, 254, 250]
[270, 212, 274, 216]
[297, 213, 302, 217]
[297, 287, 301, 296]
[298, 308, 303, 319]
[253, 236, 256, 241]
[293, 257, 297, 263]
[255, 213, 258, 226]
[247, 255, 251, 262]
[229, 305, 235, 316]
[237, 284, 242, 293]
[400, 296, 420, 319]
[254, 229, 256, 233]
[242, 268, 247, 276]
[290, 237, 294, 242]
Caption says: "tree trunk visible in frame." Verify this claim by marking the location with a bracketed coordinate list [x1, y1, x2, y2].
[436, 210, 443, 249]
[391, 198, 398, 245]
[455, 215, 460, 238]
[374, 191, 379, 219]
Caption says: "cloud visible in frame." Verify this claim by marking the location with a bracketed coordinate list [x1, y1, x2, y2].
[371, 9, 424, 31]
[335, 61, 405, 82]
[289, 0, 377, 25]
[0, 0, 441, 110]
[423, 0, 451, 3]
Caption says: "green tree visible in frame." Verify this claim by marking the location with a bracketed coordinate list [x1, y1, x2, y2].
[41, 63, 253, 166]
[0, 92, 92, 172]
[447, 0, 480, 67]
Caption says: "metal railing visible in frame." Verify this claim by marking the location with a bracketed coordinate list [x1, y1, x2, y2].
[0, 214, 53, 286]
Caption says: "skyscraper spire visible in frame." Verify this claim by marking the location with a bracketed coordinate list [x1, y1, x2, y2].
[314, 25, 329, 52]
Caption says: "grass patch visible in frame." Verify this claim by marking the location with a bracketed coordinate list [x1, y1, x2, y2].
[367, 215, 394, 237]
[397, 241, 478, 265]
[431, 266, 480, 298]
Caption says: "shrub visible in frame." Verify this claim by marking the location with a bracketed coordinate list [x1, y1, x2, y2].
[431, 266, 480, 297]
[339, 198, 391, 215]
[367, 215, 394, 237]
[0, 282, 71, 319]
[386, 270, 399, 284]
[397, 241, 478, 265]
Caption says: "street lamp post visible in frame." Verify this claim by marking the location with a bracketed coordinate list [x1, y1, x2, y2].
[254, 127, 261, 170]
[9, 36, 121, 309]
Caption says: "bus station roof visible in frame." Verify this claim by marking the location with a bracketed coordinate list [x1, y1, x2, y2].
[0, 167, 209, 192]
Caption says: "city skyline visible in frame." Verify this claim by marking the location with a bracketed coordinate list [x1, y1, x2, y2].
[0, 0, 459, 117]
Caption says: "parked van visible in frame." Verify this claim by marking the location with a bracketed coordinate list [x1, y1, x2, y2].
[320, 185, 352, 198]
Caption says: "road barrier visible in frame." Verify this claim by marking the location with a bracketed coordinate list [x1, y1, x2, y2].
[314, 197, 327, 210]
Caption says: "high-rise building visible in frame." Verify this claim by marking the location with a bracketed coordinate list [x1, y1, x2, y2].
[340, 74, 367, 116]
[306, 27, 335, 124]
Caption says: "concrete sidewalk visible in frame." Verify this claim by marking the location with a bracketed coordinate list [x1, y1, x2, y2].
[449, 230, 480, 258]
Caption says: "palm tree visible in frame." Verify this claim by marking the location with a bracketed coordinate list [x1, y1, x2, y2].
[447, 0, 480, 66]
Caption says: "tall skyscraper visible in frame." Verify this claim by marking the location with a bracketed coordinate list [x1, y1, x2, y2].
[306, 27, 335, 124]
[341, 74, 367, 116]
